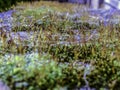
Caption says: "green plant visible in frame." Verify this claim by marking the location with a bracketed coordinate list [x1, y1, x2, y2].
[1, 1, 120, 89]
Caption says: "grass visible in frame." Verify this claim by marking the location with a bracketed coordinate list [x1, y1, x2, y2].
[0, 1, 120, 90]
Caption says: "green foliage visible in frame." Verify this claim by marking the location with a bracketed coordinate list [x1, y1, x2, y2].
[0, 53, 84, 89]
[0, 53, 60, 89]
[48, 43, 106, 62]
[0, 0, 44, 11]
[0, 0, 18, 11]
[1, 1, 120, 90]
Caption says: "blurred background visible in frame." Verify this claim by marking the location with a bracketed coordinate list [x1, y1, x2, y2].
[0, 0, 120, 12]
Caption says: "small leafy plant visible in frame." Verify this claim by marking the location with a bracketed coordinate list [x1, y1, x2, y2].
[0, 1, 120, 90]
